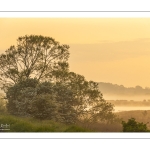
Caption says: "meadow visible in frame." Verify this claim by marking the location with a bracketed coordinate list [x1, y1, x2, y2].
[0, 114, 90, 132]
[1, 110, 150, 132]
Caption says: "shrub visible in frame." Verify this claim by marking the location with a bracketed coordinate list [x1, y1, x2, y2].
[122, 118, 148, 132]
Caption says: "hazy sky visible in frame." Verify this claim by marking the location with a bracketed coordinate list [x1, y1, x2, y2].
[1, 18, 150, 88]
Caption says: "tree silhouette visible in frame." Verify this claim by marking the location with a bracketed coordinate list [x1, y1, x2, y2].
[0, 35, 69, 91]
[2, 35, 115, 124]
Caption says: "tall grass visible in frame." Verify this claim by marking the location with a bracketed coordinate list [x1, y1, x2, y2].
[1, 110, 149, 132]
[116, 110, 150, 129]
[0, 115, 67, 132]
[0, 114, 88, 132]
[0, 114, 123, 132]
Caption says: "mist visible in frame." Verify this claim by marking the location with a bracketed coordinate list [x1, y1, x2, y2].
[98, 82, 150, 101]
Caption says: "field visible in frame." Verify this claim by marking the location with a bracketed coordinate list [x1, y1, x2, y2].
[0, 114, 89, 132]
[0, 110, 149, 132]
[116, 110, 150, 128]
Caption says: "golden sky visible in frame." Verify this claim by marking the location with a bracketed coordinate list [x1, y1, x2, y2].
[1, 18, 150, 88]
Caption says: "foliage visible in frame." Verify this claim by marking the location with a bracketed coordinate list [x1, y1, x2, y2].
[6, 76, 115, 124]
[0, 35, 69, 91]
[0, 114, 89, 132]
[6, 78, 78, 123]
[6, 78, 38, 116]
[30, 81, 77, 123]
[122, 118, 149, 132]
[55, 71, 116, 123]
[0, 94, 7, 113]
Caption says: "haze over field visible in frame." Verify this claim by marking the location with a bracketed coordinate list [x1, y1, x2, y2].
[98, 82, 150, 101]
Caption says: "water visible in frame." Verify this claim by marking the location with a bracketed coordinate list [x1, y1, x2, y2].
[114, 106, 150, 112]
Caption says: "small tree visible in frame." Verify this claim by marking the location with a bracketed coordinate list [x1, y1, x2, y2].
[122, 118, 148, 132]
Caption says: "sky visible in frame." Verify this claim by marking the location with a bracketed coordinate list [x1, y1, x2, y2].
[1, 18, 150, 88]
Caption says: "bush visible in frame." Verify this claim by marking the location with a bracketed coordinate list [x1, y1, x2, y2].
[122, 118, 149, 132]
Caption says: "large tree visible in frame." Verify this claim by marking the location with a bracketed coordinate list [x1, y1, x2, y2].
[0, 35, 69, 90]
[2, 35, 115, 124]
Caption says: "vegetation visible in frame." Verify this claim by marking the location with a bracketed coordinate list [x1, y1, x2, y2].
[0, 110, 150, 132]
[2, 35, 149, 132]
[0, 35, 115, 126]
[122, 118, 148, 132]
[116, 110, 150, 128]
[0, 94, 7, 113]
[0, 113, 123, 132]
[0, 114, 88, 132]
[1, 35, 150, 133]
[0, 35, 70, 89]
[99, 82, 150, 97]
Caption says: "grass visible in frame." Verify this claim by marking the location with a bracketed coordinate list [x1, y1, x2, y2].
[0, 113, 131, 132]
[0, 114, 60, 132]
[74, 110, 150, 132]
[1, 110, 150, 132]
[116, 110, 150, 129]
[76, 121, 122, 132]
[0, 113, 121, 132]
[0, 114, 89, 132]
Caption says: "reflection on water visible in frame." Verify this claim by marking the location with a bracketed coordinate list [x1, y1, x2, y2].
[114, 106, 150, 112]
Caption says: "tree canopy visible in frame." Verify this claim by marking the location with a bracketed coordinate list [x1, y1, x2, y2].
[0, 35, 69, 90]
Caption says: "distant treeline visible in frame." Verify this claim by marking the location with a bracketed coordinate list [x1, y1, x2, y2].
[106, 100, 150, 106]
[98, 82, 150, 96]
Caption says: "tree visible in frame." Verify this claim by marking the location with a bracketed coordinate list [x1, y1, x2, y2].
[3, 35, 115, 124]
[0, 35, 69, 91]
[122, 118, 148, 132]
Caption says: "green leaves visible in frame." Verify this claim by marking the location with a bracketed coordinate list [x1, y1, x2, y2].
[122, 118, 148, 132]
